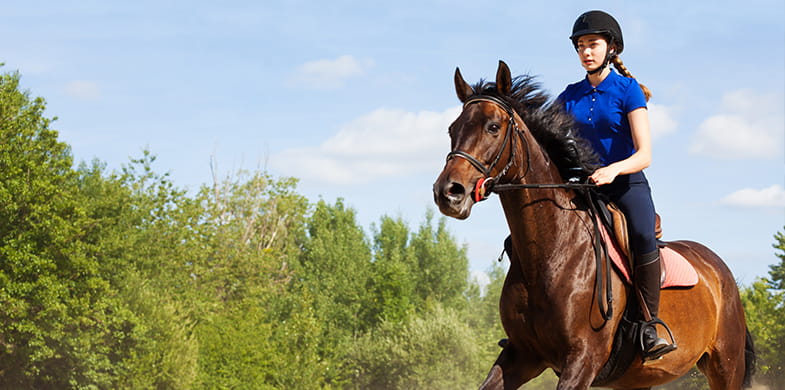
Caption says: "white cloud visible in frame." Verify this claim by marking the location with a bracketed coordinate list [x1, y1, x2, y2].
[689, 89, 784, 159]
[289, 55, 374, 89]
[271, 106, 461, 185]
[648, 103, 678, 140]
[720, 185, 785, 208]
[64, 80, 100, 100]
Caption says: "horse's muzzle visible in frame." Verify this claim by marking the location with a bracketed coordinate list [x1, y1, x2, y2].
[432, 178, 474, 219]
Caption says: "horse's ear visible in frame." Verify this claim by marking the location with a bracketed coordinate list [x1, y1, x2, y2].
[454, 67, 474, 103]
[496, 60, 512, 96]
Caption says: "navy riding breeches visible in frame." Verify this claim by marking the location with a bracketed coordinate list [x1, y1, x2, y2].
[597, 171, 658, 260]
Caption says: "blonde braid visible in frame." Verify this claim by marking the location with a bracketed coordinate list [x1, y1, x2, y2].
[611, 56, 651, 102]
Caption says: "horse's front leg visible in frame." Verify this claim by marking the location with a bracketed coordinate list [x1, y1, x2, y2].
[478, 341, 545, 390]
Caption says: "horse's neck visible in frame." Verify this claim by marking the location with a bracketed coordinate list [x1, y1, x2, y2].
[499, 140, 590, 282]
[500, 186, 581, 249]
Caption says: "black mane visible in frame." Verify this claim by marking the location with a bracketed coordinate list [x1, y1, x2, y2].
[471, 75, 599, 180]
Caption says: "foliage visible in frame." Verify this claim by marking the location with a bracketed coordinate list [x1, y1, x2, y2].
[770, 228, 785, 289]
[741, 280, 784, 388]
[464, 261, 506, 333]
[367, 216, 417, 324]
[297, 198, 373, 335]
[347, 302, 492, 390]
[409, 210, 470, 310]
[0, 70, 132, 388]
[111, 271, 199, 389]
[737, 227, 785, 389]
[187, 168, 312, 388]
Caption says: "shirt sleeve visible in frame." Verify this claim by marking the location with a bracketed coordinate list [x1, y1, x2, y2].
[623, 79, 647, 113]
[556, 89, 567, 106]
[557, 86, 576, 112]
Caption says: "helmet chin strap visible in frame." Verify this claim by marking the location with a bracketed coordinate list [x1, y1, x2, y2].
[586, 61, 608, 75]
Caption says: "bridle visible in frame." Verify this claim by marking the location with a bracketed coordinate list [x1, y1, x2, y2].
[445, 94, 530, 202]
[444, 94, 613, 322]
[445, 94, 595, 202]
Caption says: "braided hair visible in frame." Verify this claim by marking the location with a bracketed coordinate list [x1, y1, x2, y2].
[610, 55, 651, 102]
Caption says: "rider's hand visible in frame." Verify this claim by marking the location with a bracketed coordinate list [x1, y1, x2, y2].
[590, 166, 620, 186]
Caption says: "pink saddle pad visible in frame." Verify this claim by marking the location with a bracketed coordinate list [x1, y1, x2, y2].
[598, 219, 698, 288]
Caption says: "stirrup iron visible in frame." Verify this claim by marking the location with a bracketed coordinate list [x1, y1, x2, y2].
[639, 318, 677, 361]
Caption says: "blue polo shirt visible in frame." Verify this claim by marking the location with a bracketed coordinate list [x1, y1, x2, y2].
[557, 70, 647, 165]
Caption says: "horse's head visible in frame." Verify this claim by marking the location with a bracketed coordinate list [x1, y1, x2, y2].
[433, 61, 525, 219]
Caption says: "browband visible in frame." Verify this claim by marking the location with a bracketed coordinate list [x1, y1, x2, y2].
[464, 95, 514, 115]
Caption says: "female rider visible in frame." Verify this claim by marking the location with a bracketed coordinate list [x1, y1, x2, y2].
[557, 10, 676, 360]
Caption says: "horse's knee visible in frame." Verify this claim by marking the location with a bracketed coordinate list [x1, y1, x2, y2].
[478, 364, 504, 390]
[479, 343, 544, 390]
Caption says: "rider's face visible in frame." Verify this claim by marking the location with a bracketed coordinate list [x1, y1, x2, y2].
[575, 34, 611, 72]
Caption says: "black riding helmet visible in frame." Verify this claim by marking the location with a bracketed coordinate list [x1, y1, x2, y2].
[570, 10, 624, 74]
[570, 10, 624, 53]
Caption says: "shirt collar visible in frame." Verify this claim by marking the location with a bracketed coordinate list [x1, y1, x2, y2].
[579, 69, 620, 94]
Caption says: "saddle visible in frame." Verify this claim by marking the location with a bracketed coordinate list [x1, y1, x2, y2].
[601, 201, 661, 260]
[594, 198, 698, 289]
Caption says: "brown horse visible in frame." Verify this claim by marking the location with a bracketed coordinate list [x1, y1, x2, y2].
[433, 61, 755, 390]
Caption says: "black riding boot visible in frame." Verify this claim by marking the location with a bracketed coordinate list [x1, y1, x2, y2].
[635, 250, 677, 360]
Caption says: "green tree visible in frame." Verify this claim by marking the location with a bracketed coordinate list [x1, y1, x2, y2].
[188, 168, 315, 389]
[367, 215, 417, 324]
[290, 198, 374, 386]
[75, 158, 201, 388]
[0, 70, 141, 387]
[111, 271, 198, 389]
[261, 291, 331, 389]
[185, 168, 307, 308]
[346, 212, 508, 389]
[467, 262, 506, 331]
[297, 198, 372, 332]
[770, 228, 785, 289]
[409, 210, 470, 310]
[740, 278, 785, 388]
[347, 302, 491, 390]
[737, 227, 785, 388]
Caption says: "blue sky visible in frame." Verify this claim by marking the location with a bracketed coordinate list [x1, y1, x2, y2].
[2, 1, 783, 284]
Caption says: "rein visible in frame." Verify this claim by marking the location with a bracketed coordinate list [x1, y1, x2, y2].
[492, 181, 597, 190]
[446, 94, 614, 323]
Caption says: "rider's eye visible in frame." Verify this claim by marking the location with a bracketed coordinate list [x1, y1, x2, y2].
[487, 123, 501, 134]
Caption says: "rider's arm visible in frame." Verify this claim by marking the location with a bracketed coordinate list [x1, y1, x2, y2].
[590, 107, 652, 185]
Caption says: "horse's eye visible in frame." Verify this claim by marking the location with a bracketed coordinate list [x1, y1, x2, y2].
[487, 123, 501, 134]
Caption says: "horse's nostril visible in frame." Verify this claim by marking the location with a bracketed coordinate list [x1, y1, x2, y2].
[447, 182, 466, 197]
